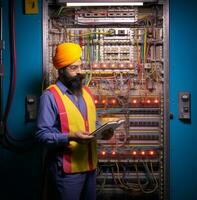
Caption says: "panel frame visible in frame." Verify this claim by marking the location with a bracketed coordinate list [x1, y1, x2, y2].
[42, 1, 170, 199]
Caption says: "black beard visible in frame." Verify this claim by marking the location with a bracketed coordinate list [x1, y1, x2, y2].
[60, 73, 85, 94]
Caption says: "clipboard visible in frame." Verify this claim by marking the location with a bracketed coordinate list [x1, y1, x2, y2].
[91, 119, 125, 139]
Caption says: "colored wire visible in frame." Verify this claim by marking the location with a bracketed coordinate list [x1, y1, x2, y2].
[144, 28, 147, 63]
[68, 31, 113, 37]
[2, 0, 35, 151]
[135, 162, 158, 194]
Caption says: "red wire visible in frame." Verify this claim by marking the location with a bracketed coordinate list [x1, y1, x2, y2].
[4, 0, 17, 138]
[2, 1, 36, 149]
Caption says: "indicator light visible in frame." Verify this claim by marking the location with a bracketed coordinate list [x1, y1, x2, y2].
[147, 99, 151, 104]
[102, 99, 106, 104]
[111, 99, 116, 104]
[154, 99, 159, 104]
[132, 151, 137, 155]
[149, 151, 154, 155]
[133, 99, 137, 104]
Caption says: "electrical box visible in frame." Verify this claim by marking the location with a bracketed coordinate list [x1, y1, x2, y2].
[179, 92, 191, 120]
[24, 0, 38, 14]
[43, 0, 169, 199]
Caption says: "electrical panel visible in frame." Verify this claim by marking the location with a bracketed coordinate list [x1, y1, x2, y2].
[43, 1, 168, 199]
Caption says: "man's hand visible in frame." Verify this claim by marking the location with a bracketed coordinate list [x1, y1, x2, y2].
[100, 128, 114, 140]
[68, 131, 94, 143]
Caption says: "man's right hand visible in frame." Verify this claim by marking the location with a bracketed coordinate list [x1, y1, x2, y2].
[68, 131, 94, 143]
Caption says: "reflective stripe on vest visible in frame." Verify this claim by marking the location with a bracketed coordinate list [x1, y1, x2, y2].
[48, 84, 97, 173]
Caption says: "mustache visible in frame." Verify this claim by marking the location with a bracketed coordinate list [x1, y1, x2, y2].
[66, 73, 85, 83]
[62, 73, 85, 93]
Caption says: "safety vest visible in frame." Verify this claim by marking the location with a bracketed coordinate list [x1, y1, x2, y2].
[48, 84, 97, 173]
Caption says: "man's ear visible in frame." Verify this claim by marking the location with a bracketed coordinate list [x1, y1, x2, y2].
[58, 68, 68, 77]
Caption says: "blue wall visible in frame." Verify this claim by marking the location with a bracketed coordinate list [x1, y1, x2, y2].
[0, 0, 43, 199]
[170, 0, 197, 199]
[0, 0, 197, 199]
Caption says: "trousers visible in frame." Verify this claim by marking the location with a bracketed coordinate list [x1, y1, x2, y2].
[47, 162, 96, 200]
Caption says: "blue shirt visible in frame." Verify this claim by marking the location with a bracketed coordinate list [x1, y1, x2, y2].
[35, 80, 99, 165]
[36, 80, 99, 145]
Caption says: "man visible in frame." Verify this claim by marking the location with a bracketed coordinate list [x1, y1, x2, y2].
[35, 43, 112, 200]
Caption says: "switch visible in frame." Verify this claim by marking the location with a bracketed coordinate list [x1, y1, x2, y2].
[178, 92, 191, 120]
[25, 95, 37, 122]
[0, 64, 3, 76]
[183, 106, 189, 112]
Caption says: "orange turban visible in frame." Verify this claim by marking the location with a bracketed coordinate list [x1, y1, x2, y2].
[53, 43, 82, 69]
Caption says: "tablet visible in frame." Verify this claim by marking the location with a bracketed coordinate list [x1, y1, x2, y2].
[91, 119, 125, 139]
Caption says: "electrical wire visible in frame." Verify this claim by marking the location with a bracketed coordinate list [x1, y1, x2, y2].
[96, 168, 107, 195]
[135, 162, 158, 194]
[56, 6, 66, 17]
[4, 0, 16, 128]
[1, 0, 35, 152]
[68, 30, 113, 37]
[144, 28, 147, 63]
[111, 162, 140, 192]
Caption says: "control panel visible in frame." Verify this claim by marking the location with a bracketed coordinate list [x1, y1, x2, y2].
[44, 1, 168, 199]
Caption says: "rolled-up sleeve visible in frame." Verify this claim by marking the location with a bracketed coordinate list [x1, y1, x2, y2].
[35, 91, 69, 148]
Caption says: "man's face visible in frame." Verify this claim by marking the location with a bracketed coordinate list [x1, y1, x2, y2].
[59, 59, 84, 94]
[65, 60, 82, 78]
